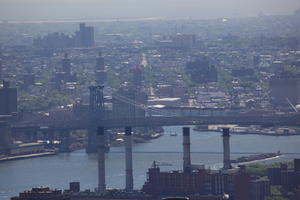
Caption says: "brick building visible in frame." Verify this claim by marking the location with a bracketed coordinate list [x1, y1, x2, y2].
[142, 166, 255, 200]
[267, 159, 300, 192]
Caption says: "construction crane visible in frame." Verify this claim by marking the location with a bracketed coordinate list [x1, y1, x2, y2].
[286, 98, 298, 113]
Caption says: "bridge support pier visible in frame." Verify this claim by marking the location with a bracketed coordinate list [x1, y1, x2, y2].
[125, 126, 133, 191]
[97, 127, 106, 192]
[0, 122, 12, 154]
[60, 130, 71, 152]
[222, 128, 231, 170]
[86, 127, 97, 153]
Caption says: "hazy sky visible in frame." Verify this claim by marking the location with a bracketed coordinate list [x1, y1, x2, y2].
[0, 0, 300, 21]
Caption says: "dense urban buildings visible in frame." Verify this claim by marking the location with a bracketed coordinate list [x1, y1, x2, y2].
[1, 9, 300, 200]
[33, 23, 94, 48]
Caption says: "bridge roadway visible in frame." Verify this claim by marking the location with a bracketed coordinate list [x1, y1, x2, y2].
[12, 114, 300, 131]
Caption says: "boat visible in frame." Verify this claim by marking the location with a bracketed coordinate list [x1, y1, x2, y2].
[170, 132, 178, 136]
[231, 152, 281, 164]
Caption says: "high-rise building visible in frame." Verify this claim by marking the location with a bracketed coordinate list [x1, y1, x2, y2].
[62, 53, 71, 76]
[95, 52, 107, 85]
[173, 33, 196, 50]
[0, 80, 17, 115]
[269, 71, 300, 106]
[75, 23, 95, 47]
[54, 53, 77, 85]
[130, 66, 143, 88]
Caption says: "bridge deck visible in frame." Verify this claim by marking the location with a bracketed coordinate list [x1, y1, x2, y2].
[12, 115, 300, 130]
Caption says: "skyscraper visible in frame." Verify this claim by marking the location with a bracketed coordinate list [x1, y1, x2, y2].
[75, 23, 95, 47]
[95, 52, 107, 85]
[270, 71, 300, 106]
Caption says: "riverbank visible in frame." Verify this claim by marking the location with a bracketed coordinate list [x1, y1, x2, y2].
[111, 132, 163, 147]
[194, 125, 300, 136]
[1, 126, 300, 200]
[65, 127, 165, 150]
[0, 151, 57, 162]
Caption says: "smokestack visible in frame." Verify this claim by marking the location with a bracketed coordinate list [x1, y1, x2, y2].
[97, 126, 106, 192]
[222, 128, 231, 170]
[125, 126, 133, 191]
[183, 127, 191, 173]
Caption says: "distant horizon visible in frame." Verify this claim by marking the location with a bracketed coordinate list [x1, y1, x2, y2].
[0, 13, 297, 25]
[0, 0, 299, 22]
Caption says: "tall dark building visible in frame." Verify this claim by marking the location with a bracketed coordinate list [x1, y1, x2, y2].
[269, 71, 300, 106]
[54, 53, 77, 85]
[95, 52, 107, 85]
[62, 53, 71, 76]
[186, 57, 218, 84]
[96, 52, 104, 71]
[76, 23, 95, 47]
[0, 80, 17, 115]
[130, 66, 144, 88]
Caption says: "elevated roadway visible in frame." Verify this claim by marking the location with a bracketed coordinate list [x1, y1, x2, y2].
[12, 114, 300, 130]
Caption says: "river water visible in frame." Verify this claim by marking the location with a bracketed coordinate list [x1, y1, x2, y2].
[1, 126, 300, 200]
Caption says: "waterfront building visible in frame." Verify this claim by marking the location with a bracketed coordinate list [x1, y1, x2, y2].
[69, 182, 80, 193]
[143, 165, 270, 200]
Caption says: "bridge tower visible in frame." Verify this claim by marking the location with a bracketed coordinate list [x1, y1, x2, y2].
[87, 85, 105, 153]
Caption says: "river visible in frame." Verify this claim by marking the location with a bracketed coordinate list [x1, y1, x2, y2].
[1, 125, 300, 199]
